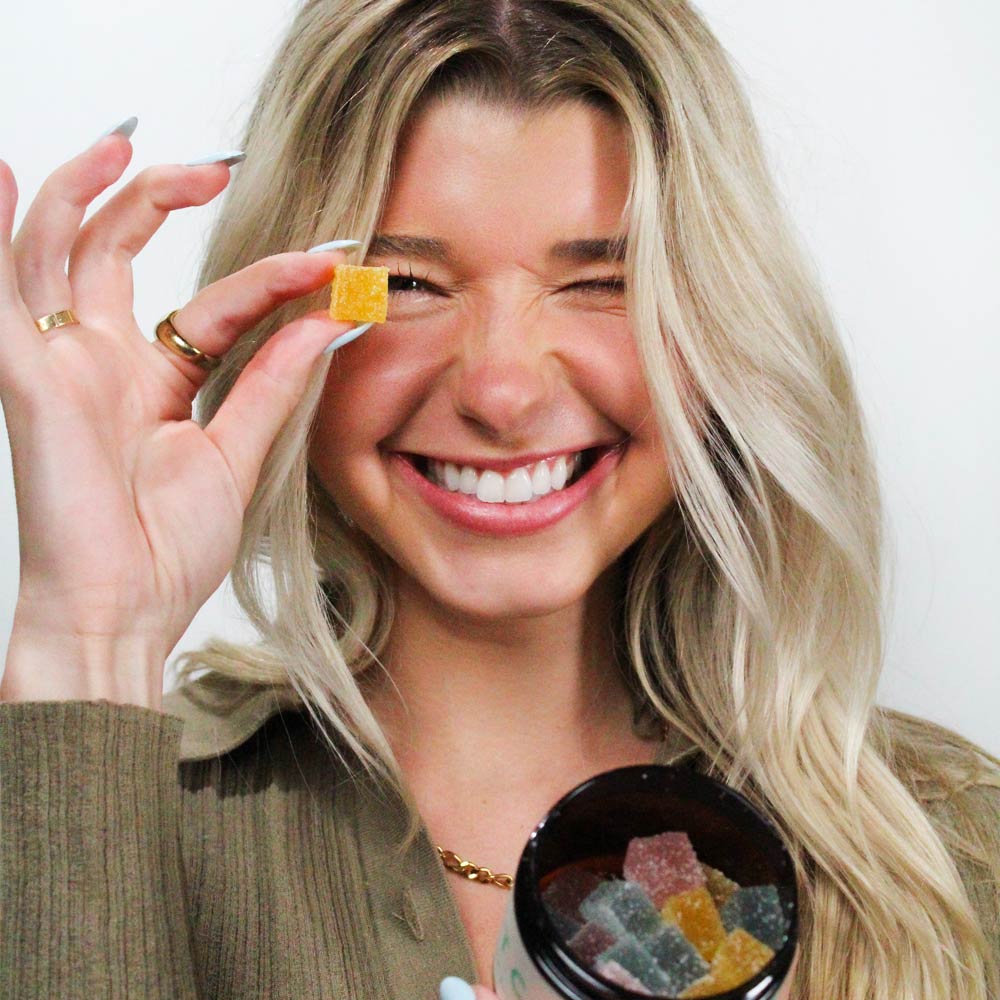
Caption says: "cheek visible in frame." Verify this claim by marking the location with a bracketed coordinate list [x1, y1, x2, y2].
[312, 319, 449, 452]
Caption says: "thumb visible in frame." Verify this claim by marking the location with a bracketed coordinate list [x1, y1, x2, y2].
[202, 311, 369, 509]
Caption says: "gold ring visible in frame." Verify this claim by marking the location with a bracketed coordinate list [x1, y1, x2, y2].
[154, 309, 222, 372]
[34, 309, 79, 333]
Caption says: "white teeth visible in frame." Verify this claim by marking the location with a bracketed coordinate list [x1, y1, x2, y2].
[550, 455, 568, 490]
[476, 470, 505, 503]
[530, 460, 551, 496]
[420, 450, 587, 504]
[504, 467, 534, 503]
[459, 466, 478, 494]
[443, 462, 461, 491]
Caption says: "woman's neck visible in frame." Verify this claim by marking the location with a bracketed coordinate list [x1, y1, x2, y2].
[365, 568, 649, 798]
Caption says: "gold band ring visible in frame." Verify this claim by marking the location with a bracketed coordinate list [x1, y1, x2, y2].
[34, 309, 80, 333]
[154, 309, 222, 372]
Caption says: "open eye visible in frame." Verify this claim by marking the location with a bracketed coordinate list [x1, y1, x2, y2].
[387, 263, 443, 295]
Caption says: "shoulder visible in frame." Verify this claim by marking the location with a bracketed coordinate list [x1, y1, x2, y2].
[874, 707, 1000, 956]
[163, 671, 306, 762]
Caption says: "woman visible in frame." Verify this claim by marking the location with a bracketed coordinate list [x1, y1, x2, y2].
[1, 1, 997, 998]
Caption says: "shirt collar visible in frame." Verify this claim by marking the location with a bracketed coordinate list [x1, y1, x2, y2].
[166, 674, 700, 768]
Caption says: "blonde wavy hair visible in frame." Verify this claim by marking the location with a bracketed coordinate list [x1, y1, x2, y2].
[166, 1, 1000, 997]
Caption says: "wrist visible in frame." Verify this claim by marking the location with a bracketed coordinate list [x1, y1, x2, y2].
[1, 627, 166, 710]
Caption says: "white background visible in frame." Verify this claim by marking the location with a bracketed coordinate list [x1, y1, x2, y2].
[1, 1, 997, 754]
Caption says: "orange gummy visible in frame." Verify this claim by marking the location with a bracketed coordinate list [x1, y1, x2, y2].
[328, 264, 389, 323]
[661, 886, 726, 961]
[679, 928, 775, 998]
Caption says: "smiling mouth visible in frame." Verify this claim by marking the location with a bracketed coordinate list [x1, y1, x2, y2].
[401, 445, 609, 504]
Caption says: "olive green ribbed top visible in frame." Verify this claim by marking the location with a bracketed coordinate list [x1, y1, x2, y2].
[1, 674, 997, 998]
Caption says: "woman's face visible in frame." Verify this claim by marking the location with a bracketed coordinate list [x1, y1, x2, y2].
[309, 95, 674, 621]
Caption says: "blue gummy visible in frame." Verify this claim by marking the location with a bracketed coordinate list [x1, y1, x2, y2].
[579, 879, 663, 941]
[597, 936, 672, 994]
[545, 904, 582, 941]
[719, 884, 789, 951]
[644, 922, 710, 994]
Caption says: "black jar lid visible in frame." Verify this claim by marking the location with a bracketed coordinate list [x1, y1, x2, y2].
[513, 764, 798, 1000]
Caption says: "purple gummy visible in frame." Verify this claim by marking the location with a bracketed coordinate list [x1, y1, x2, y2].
[719, 884, 789, 951]
[579, 879, 663, 940]
[567, 921, 617, 965]
[594, 959, 653, 996]
[541, 867, 605, 922]
[545, 904, 582, 942]
[644, 922, 710, 994]
[597, 937, 672, 994]
[623, 832, 705, 907]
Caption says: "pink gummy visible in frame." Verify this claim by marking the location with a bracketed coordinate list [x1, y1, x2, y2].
[595, 960, 653, 995]
[567, 921, 617, 965]
[623, 832, 706, 907]
[541, 867, 604, 922]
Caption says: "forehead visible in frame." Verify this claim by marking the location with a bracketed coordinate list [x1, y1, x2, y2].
[378, 95, 631, 254]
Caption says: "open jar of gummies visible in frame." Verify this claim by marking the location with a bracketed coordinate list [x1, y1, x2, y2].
[493, 765, 798, 1000]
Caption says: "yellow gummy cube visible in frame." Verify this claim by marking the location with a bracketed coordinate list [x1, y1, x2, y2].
[701, 863, 739, 909]
[679, 928, 775, 998]
[328, 264, 389, 323]
[661, 886, 726, 961]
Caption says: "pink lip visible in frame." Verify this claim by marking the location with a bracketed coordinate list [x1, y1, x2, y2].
[389, 442, 627, 537]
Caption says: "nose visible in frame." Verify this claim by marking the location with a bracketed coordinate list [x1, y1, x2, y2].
[452, 310, 555, 441]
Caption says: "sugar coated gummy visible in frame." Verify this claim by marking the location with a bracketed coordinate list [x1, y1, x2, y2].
[661, 886, 727, 961]
[580, 880, 664, 941]
[542, 866, 604, 923]
[719, 884, 789, 951]
[679, 928, 775, 998]
[544, 833, 789, 998]
[597, 937, 673, 995]
[328, 264, 389, 323]
[567, 922, 617, 965]
[623, 832, 706, 907]
[701, 864, 739, 909]
[642, 922, 709, 995]
[594, 959, 653, 995]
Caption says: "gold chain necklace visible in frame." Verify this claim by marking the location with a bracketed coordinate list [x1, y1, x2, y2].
[435, 723, 671, 891]
[436, 846, 515, 890]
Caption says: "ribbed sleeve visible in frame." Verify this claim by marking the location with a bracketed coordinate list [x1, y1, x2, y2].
[0, 701, 201, 999]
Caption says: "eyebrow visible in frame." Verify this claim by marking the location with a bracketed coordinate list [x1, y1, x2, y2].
[366, 233, 627, 264]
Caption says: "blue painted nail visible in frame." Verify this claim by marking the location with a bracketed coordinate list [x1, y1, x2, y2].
[321, 321, 374, 355]
[306, 239, 363, 254]
[183, 150, 246, 167]
[439, 977, 475, 1000]
[96, 116, 138, 143]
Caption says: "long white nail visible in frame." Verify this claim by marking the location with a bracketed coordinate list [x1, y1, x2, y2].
[439, 977, 475, 1000]
[306, 239, 362, 254]
[183, 150, 246, 167]
[322, 322, 374, 355]
[96, 116, 138, 143]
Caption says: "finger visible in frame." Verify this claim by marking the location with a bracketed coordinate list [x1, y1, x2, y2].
[12, 133, 133, 319]
[147, 249, 347, 388]
[471, 985, 501, 999]
[0, 159, 46, 376]
[202, 308, 367, 510]
[68, 160, 234, 326]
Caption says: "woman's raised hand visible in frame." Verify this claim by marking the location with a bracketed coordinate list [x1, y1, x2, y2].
[0, 123, 363, 708]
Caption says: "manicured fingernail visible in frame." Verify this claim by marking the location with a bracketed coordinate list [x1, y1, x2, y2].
[183, 150, 246, 167]
[96, 116, 138, 143]
[322, 321, 374, 355]
[439, 977, 475, 1000]
[306, 239, 363, 254]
